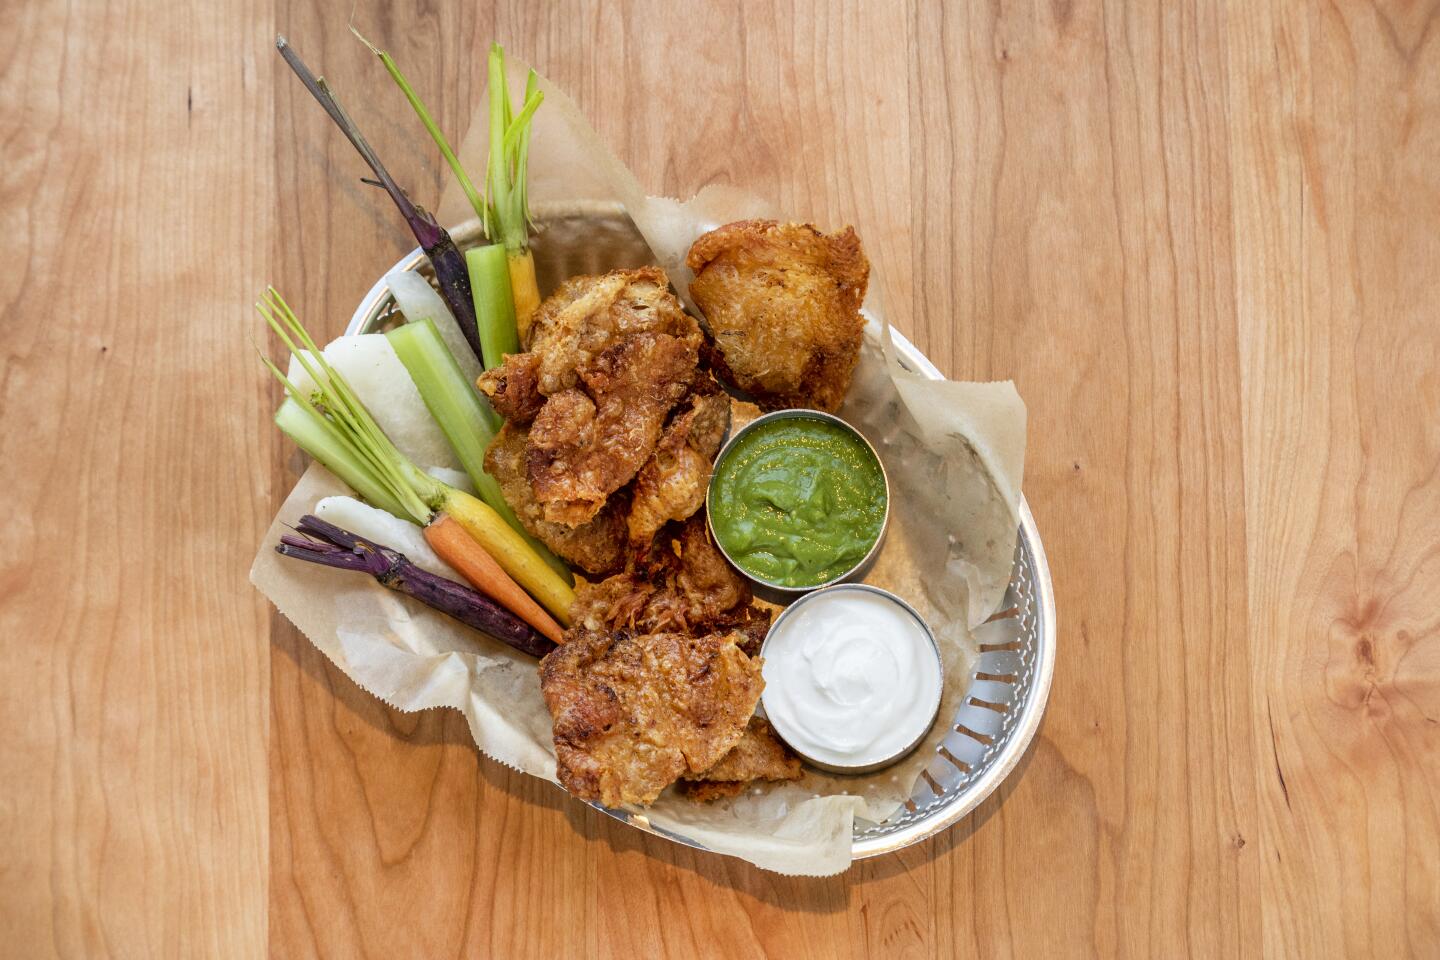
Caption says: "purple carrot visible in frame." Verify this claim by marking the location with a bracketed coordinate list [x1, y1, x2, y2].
[275, 36, 485, 367]
[277, 514, 556, 658]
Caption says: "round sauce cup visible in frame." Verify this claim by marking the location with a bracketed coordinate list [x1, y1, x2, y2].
[759, 584, 943, 774]
[706, 409, 889, 598]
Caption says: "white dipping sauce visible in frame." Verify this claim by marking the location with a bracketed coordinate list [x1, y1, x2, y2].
[762, 588, 942, 769]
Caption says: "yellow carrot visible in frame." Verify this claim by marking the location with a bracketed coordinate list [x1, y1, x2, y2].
[423, 514, 565, 645]
[438, 488, 574, 625]
[508, 249, 541, 342]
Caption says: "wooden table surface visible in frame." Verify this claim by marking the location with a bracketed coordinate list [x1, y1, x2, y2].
[6, 1, 1438, 956]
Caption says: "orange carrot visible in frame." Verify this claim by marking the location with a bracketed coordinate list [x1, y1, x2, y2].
[424, 514, 565, 646]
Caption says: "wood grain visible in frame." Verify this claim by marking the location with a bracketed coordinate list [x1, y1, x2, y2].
[0, 0, 273, 955]
[1230, 1, 1440, 954]
[915, 1, 1260, 954]
[3, 0, 1438, 956]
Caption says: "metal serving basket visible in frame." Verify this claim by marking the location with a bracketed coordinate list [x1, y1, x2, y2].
[347, 201, 1057, 860]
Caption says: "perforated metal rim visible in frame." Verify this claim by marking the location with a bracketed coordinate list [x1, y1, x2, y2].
[344, 203, 1056, 860]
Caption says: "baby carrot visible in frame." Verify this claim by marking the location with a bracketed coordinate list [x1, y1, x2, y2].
[423, 513, 565, 646]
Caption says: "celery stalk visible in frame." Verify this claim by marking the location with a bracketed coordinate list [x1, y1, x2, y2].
[386, 318, 500, 466]
[485, 46, 509, 244]
[274, 397, 409, 520]
[386, 318, 573, 583]
[467, 244, 520, 370]
[483, 44, 542, 252]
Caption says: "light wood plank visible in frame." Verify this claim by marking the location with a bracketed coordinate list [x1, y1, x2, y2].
[0, 0, 274, 955]
[5, 0, 1440, 956]
[913, 1, 1259, 955]
[1229, 1, 1440, 954]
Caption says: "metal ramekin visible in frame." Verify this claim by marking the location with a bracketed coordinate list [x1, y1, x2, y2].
[705, 408, 890, 601]
[759, 583, 944, 774]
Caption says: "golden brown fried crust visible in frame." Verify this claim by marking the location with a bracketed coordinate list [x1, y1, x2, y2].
[484, 269, 715, 551]
[727, 396, 764, 434]
[572, 514, 762, 636]
[626, 375, 731, 548]
[527, 331, 699, 526]
[678, 717, 803, 801]
[543, 508, 774, 809]
[687, 220, 869, 412]
[485, 423, 627, 576]
[669, 515, 754, 625]
[525, 267, 701, 393]
[540, 626, 765, 807]
[626, 429, 709, 548]
[725, 604, 772, 659]
[685, 373, 732, 457]
[476, 353, 545, 424]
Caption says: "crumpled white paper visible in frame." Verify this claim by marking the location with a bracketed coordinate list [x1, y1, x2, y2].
[252, 58, 1025, 876]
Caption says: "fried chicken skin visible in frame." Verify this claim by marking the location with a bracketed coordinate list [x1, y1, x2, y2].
[678, 717, 803, 801]
[571, 514, 761, 636]
[626, 374, 730, 549]
[540, 625, 764, 807]
[485, 423, 627, 576]
[686, 220, 870, 412]
[526, 330, 699, 526]
[524, 266, 701, 393]
[476, 352, 545, 425]
[477, 268, 705, 531]
[543, 513, 785, 807]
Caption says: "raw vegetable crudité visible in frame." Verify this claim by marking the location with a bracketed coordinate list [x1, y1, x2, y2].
[378, 271, 570, 581]
[277, 514, 555, 658]
[271, 35, 570, 652]
[356, 32, 544, 358]
[385, 318, 572, 582]
[259, 287, 573, 642]
[480, 44, 545, 348]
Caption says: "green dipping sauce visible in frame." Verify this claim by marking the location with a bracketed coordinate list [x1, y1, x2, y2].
[709, 416, 887, 588]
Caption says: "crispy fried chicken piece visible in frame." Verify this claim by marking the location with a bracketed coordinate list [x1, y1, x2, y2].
[478, 269, 705, 532]
[572, 514, 761, 636]
[525, 267, 701, 393]
[485, 423, 626, 576]
[480, 268, 701, 427]
[540, 625, 765, 807]
[682, 374, 732, 456]
[476, 353, 545, 425]
[627, 428, 709, 547]
[678, 717, 803, 801]
[626, 375, 731, 547]
[726, 605, 772, 658]
[687, 220, 869, 412]
[667, 515, 754, 625]
[527, 331, 698, 526]
[727, 396, 764, 435]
